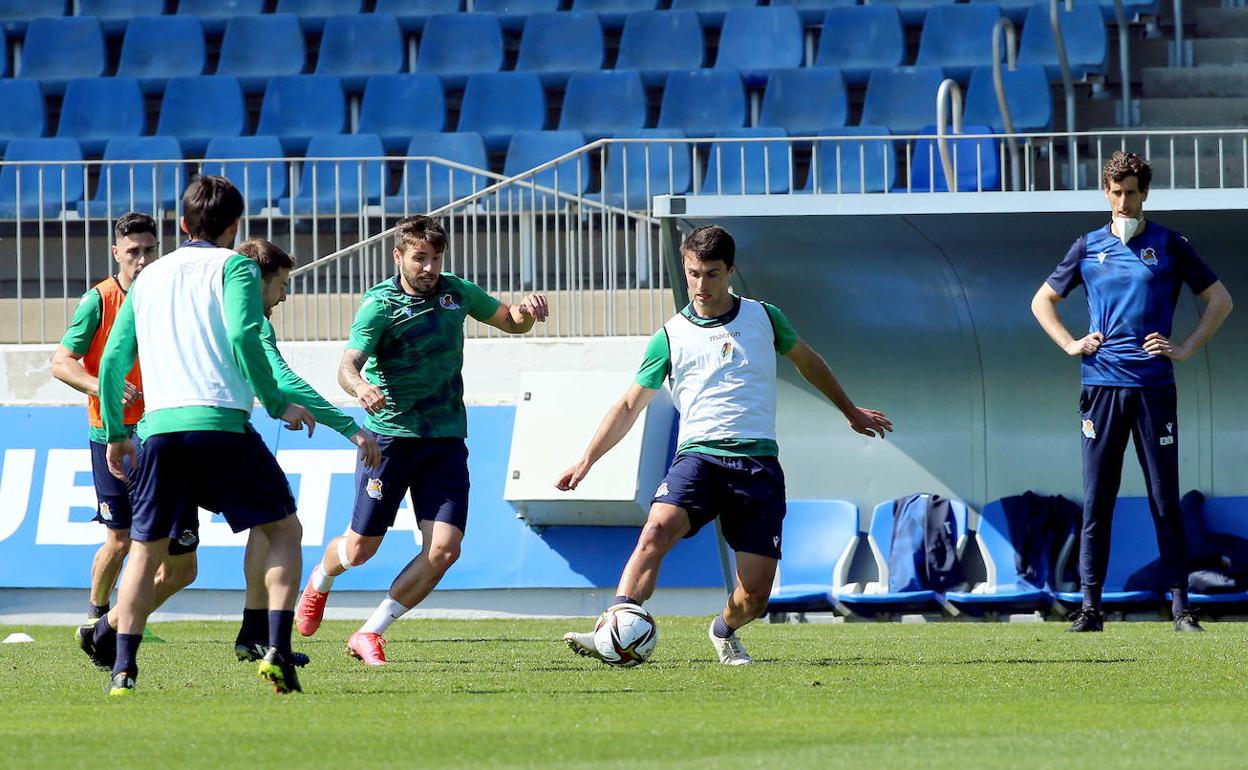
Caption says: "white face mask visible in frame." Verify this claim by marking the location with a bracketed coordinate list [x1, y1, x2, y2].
[1113, 216, 1143, 245]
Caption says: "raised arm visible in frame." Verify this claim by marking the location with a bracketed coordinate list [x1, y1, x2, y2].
[481, 293, 549, 335]
[1031, 282, 1104, 356]
[555, 384, 658, 491]
[785, 339, 891, 439]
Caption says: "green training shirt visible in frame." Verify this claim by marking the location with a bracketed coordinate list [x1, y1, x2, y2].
[260, 318, 360, 440]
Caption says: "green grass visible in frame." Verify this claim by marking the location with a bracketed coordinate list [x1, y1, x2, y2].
[1, 618, 1245, 769]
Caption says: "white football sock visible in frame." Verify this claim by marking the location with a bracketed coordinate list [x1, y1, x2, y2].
[311, 565, 335, 593]
[360, 596, 410, 636]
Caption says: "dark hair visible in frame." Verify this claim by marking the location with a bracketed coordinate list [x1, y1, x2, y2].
[394, 215, 448, 254]
[236, 239, 297, 279]
[182, 175, 245, 242]
[114, 211, 157, 243]
[1102, 151, 1152, 192]
[680, 225, 735, 268]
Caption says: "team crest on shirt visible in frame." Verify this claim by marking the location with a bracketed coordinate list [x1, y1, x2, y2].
[98, 502, 113, 522]
[366, 478, 384, 500]
[439, 293, 460, 310]
[1081, 419, 1097, 439]
[720, 341, 734, 362]
[655, 482, 670, 498]
[1141, 247, 1159, 266]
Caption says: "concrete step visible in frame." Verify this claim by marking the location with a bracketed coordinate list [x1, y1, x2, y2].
[1195, 7, 1248, 38]
[1138, 97, 1248, 127]
[1142, 65, 1248, 97]
[1192, 37, 1248, 65]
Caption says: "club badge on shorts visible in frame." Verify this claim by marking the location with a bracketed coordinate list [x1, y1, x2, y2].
[1160, 421, 1174, 446]
[98, 502, 112, 521]
[366, 478, 384, 500]
[1081, 419, 1097, 439]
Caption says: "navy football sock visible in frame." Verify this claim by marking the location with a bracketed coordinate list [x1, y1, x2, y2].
[93, 614, 115, 645]
[237, 608, 266, 644]
[113, 633, 142, 678]
[613, 595, 641, 607]
[1172, 587, 1190, 617]
[1081, 586, 1102, 611]
[88, 603, 109, 620]
[268, 610, 294, 655]
[711, 614, 736, 640]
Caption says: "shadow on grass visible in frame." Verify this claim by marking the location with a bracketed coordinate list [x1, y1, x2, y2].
[809, 656, 1139, 667]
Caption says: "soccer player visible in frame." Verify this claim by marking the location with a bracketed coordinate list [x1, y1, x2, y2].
[293, 215, 549, 666]
[1031, 151, 1233, 633]
[557, 225, 891, 665]
[98, 176, 316, 696]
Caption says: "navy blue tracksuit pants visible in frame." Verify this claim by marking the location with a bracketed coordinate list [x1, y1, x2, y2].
[1079, 384, 1189, 595]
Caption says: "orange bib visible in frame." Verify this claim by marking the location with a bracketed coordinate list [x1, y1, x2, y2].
[82, 277, 143, 428]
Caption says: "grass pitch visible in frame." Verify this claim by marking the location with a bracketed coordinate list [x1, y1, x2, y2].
[0, 617, 1244, 769]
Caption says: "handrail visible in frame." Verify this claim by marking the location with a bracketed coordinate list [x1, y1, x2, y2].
[1112, 0, 1132, 126]
[1173, 0, 1184, 66]
[1051, 0, 1078, 176]
[936, 78, 964, 192]
[992, 17, 1023, 190]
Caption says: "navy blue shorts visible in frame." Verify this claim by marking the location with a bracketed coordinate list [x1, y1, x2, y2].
[90, 439, 133, 530]
[653, 452, 787, 559]
[350, 432, 470, 537]
[129, 427, 296, 549]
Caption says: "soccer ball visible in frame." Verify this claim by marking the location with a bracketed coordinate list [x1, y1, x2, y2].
[593, 603, 658, 667]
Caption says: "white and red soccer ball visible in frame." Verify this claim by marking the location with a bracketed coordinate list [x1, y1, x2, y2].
[593, 603, 658, 667]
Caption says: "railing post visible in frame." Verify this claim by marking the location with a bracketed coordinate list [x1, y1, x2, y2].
[1051, 0, 1079, 186]
[992, 17, 1023, 190]
[936, 79, 964, 192]
[1112, 0, 1133, 126]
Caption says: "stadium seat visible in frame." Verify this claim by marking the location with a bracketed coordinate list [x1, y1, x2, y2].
[616, 10, 704, 88]
[80, 136, 185, 218]
[176, 0, 264, 37]
[765, 500, 860, 616]
[700, 128, 793, 195]
[156, 76, 247, 157]
[202, 136, 290, 213]
[805, 127, 896, 194]
[768, 0, 856, 26]
[0, 26, 6, 77]
[861, 66, 947, 135]
[0, 0, 62, 36]
[658, 70, 746, 138]
[758, 68, 848, 135]
[969, 0, 1034, 23]
[473, 0, 559, 33]
[1180, 497, 1248, 609]
[415, 13, 504, 90]
[571, 0, 659, 30]
[963, 65, 1054, 132]
[558, 71, 647, 142]
[280, 133, 386, 216]
[56, 77, 145, 158]
[499, 130, 590, 208]
[814, 6, 905, 87]
[908, 125, 1002, 192]
[915, 4, 1003, 83]
[78, 0, 164, 36]
[1100, 0, 1161, 23]
[0, 80, 45, 154]
[1018, 0, 1108, 81]
[256, 75, 347, 156]
[872, 0, 957, 25]
[217, 14, 307, 94]
[359, 75, 447, 155]
[117, 16, 206, 96]
[1055, 498, 1165, 610]
[669, 0, 757, 28]
[457, 72, 547, 153]
[714, 7, 803, 88]
[15, 16, 105, 96]
[374, 0, 463, 34]
[596, 128, 692, 210]
[0, 137, 84, 219]
[315, 14, 404, 93]
[385, 132, 493, 214]
[945, 499, 1055, 616]
[276, 0, 363, 34]
[515, 12, 604, 88]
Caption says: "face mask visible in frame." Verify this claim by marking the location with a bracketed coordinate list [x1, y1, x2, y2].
[1113, 216, 1142, 245]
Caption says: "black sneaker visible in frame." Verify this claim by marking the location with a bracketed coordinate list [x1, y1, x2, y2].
[1174, 611, 1205, 632]
[1066, 607, 1104, 632]
[76, 621, 114, 671]
[106, 672, 135, 698]
[234, 640, 311, 667]
[257, 647, 303, 694]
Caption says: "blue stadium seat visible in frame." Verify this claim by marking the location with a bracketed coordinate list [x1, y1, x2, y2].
[276, 0, 364, 34]
[217, 14, 306, 94]
[558, 71, 647, 142]
[765, 500, 859, 616]
[669, 0, 757, 28]
[117, 16, 206, 96]
[1018, 0, 1108, 81]
[596, 128, 692, 210]
[915, 4, 1002, 83]
[386, 132, 492, 214]
[375, 0, 463, 34]
[202, 136, 290, 212]
[1055, 498, 1165, 610]
[256, 75, 347, 156]
[1100, 0, 1160, 23]
[156, 76, 246, 157]
[968, 0, 1034, 23]
[80, 137, 185, 218]
[516, 12, 604, 88]
[0, 80, 45, 154]
[759, 68, 848, 135]
[0, 26, 6, 77]
[616, 10, 704, 88]
[415, 13, 504, 90]
[658, 70, 746, 138]
[16, 16, 105, 96]
[78, 0, 164, 36]
[499, 130, 590, 208]
[1181, 497, 1248, 609]
[909, 125, 1002, 192]
[768, 0, 856, 26]
[473, 0, 559, 33]
[0, 137, 83, 219]
[805, 127, 896, 193]
[814, 6, 905, 87]
[701, 128, 793, 195]
[964, 65, 1053, 132]
[457, 72, 546, 153]
[715, 7, 803, 88]
[177, 0, 264, 37]
[571, 0, 659, 30]
[359, 75, 446, 155]
[315, 14, 404, 93]
[872, 0, 957, 25]
[945, 499, 1055, 616]
[861, 66, 947, 135]
[0, 0, 62, 36]
[56, 77, 145, 158]
[280, 134, 387, 216]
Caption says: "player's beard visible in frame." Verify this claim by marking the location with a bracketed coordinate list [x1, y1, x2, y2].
[404, 269, 439, 297]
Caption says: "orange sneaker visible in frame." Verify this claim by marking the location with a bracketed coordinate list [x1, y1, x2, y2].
[295, 579, 328, 637]
[346, 631, 388, 666]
